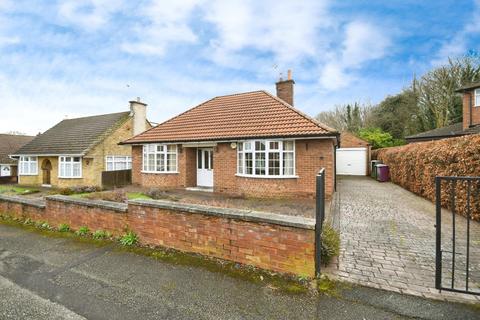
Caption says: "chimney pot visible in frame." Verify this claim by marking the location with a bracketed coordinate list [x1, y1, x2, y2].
[287, 69, 292, 80]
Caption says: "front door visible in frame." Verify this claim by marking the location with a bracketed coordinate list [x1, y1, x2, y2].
[41, 159, 52, 185]
[197, 148, 213, 187]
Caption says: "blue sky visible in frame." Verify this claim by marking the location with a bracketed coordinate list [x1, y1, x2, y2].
[0, 0, 479, 135]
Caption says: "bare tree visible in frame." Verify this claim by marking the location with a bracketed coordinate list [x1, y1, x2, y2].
[418, 57, 480, 129]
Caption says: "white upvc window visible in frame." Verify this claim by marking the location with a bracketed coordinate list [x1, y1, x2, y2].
[237, 140, 295, 177]
[105, 156, 132, 171]
[475, 89, 480, 107]
[142, 144, 178, 173]
[18, 156, 38, 175]
[58, 156, 82, 178]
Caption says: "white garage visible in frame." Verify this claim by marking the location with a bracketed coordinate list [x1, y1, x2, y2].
[336, 147, 368, 176]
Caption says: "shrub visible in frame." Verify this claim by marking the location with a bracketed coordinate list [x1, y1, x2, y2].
[376, 133, 480, 221]
[58, 223, 70, 232]
[321, 223, 340, 266]
[59, 188, 74, 196]
[358, 127, 404, 149]
[92, 230, 111, 240]
[144, 188, 180, 201]
[76, 226, 90, 236]
[59, 186, 102, 196]
[120, 231, 138, 246]
[85, 190, 127, 203]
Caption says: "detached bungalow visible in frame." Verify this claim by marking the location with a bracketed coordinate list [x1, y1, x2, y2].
[122, 74, 338, 198]
[12, 99, 150, 188]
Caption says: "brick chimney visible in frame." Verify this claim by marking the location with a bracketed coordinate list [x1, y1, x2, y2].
[129, 97, 147, 135]
[276, 69, 295, 106]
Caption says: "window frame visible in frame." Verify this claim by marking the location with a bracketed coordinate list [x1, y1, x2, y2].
[58, 156, 82, 179]
[236, 140, 296, 178]
[142, 144, 178, 174]
[18, 156, 38, 176]
[105, 155, 132, 171]
[475, 89, 480, 107]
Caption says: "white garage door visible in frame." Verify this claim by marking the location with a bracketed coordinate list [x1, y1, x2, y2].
[336, 148, 367, 176]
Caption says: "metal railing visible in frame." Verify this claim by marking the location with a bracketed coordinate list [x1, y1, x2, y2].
[435, 176, 480, 296]
[315, 168, 326, 277]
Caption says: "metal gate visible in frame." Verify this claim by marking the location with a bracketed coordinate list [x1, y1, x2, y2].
[435, 176, 480, 295]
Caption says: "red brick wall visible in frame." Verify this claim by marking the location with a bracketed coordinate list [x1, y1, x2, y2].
[214, 140, 334, 198]
[128, 203, 314, 276]
[46, 200, 128, 235]
[340, 132, 369, 148]
[134, 139, 335, 198]
[0, 196, 315, 276]
[0, 200, 45, 221]
[184, 148, 197, 187]
[463, 91, 480, 129]
[132, 145, 185, 189]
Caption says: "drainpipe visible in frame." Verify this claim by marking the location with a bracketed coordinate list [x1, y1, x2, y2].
[469, 92, 473, 128]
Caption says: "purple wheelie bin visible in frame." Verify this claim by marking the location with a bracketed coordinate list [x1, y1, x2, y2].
[376, 164, 390, 182]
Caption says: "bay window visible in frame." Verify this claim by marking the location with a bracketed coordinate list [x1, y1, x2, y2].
[19, 156, 38, 175]
[59, 156, 82, 178]
[237, 140, 295, 177]
[105, 156, 132, 171]
[142, 144, 177, 173]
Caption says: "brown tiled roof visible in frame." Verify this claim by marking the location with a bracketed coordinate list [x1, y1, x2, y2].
[14, 112, 130, 156]
[0, 134, 34, 164]
[123, 91, 336, 144]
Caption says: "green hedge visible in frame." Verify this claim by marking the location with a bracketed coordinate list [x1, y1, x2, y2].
[374, 134, 480, 221]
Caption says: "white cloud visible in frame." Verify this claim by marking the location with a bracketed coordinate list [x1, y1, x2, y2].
[320, 20, 391, 90]
[432, 0, 480, 65]
[204, 0, 330, 66]
[58, 0, 124, 31]
[0, 36, 19, 47]
[121, 0, 201, 56]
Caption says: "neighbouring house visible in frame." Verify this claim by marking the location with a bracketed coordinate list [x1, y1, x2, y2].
[121, 72, 339, 198]
[405, 82, 480, 143]
[0, 134, 34, 182]
[336, 132, 370, 176]
[11, 99, 150, 188]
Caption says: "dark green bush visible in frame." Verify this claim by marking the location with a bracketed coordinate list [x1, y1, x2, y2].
[321, 223, 340, 266]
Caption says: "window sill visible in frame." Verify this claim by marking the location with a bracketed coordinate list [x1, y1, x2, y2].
[58, 177, 83, 179]
[235, 174, 298, 179]
[141, 171, 179, 174]
[19, 173, 38, 176]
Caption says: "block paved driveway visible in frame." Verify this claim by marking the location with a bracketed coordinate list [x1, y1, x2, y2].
[327, 176, 480, 303]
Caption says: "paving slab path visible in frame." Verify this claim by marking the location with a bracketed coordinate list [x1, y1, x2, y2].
[326, 176, 480, 304]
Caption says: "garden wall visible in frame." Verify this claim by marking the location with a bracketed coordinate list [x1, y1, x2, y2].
[374, 134, 480, 220]
[0, 194, 315, 276]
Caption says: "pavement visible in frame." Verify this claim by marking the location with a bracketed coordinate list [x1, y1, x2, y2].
[326, 176, 480, 304]
[0, 223, 479, 319]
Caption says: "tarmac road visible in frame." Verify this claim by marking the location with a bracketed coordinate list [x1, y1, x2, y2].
[0, 223, 478, 320]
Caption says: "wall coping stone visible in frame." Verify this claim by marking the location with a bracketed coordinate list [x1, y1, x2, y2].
[46, 195, 128, 213]
[128, 199, 316, 230]
[0, 194, 46, 208]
